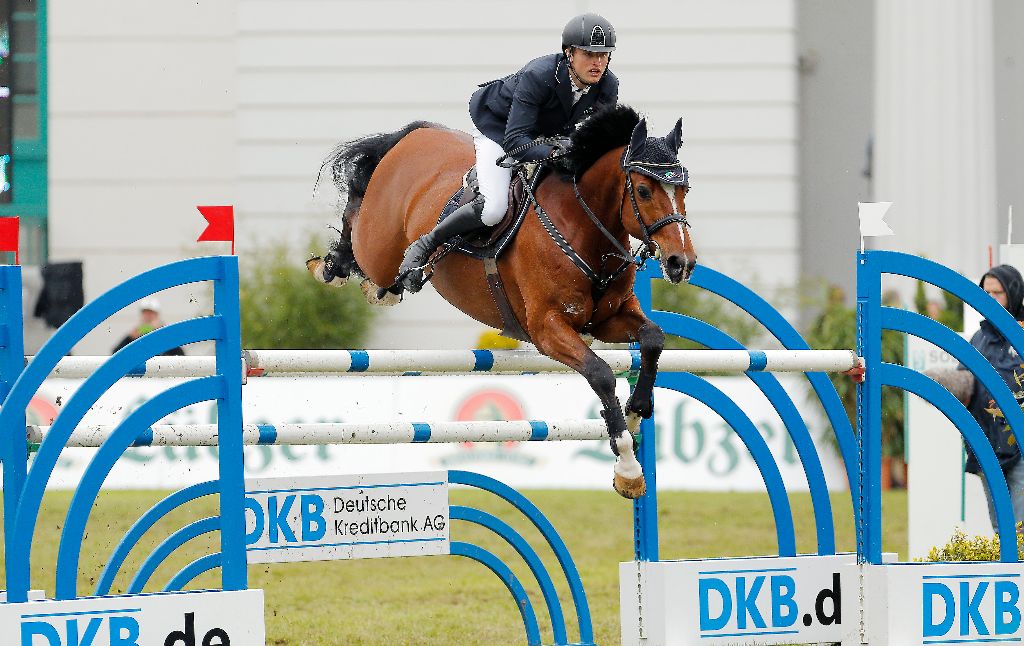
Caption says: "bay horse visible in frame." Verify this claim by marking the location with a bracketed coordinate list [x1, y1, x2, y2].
[311, 105, 695, 498]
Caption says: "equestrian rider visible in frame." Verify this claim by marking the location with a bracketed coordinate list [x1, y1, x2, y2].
[396, 13, 619, 292]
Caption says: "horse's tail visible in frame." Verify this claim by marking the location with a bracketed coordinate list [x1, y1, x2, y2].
[318, 121, 442, 203]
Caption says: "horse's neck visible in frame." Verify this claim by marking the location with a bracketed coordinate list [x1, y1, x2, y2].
[573, 151, 628, 239]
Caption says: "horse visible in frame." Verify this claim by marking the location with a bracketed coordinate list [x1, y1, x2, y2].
[310, 105, 695, 498]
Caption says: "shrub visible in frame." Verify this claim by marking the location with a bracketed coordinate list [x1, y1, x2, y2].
[239, 242, 376, 349]
[925, 527, 1024, 562]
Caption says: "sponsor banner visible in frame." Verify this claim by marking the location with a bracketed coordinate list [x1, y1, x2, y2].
[244, 471, 449, 563]
[858, 563, 1024, 645]
[621, 555, 851, 646]
[21, 374, 846, 491]
[0, 589, 264, 645]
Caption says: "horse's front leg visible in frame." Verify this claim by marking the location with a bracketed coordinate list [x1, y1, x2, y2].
[530, 312, 646, 499]
[591, 296, 665, 421]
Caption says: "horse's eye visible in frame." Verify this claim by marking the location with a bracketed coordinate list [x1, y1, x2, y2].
[637, 185, 652, 200]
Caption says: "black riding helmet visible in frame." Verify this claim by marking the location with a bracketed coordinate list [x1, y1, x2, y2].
[561, 13, 616, 53]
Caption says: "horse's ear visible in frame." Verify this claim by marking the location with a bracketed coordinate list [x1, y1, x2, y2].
[666, 118, 683, 153]
[627, 118, 648, 158]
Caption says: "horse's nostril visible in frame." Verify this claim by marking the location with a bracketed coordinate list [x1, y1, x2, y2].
[666, 255, 685, 273]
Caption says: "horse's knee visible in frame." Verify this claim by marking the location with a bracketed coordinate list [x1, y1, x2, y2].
[637, 323, 665, 353]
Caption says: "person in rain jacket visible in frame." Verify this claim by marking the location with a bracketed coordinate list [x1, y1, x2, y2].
[933, 264, 1024, 533]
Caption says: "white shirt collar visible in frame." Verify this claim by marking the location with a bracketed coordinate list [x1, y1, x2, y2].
[571, 82, 591, 104]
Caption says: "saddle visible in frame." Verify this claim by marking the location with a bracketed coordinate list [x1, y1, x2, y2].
[433, 166, 544, 343]
[435, 166, 540, 260]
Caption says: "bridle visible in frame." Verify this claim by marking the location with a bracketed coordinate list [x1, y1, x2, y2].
[498, 139, 690, 296]
[621, 159, 690, 260]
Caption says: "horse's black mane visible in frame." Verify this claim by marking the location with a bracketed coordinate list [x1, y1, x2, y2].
[559, 104, 642, 179]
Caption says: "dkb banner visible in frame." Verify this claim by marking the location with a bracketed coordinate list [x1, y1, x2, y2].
[0, 589, 265, 645]
[855, 563, 1024, 645]
[621, 555, 852, 646]
[244, 471, 449, 563]
[22, 374, 847, 491]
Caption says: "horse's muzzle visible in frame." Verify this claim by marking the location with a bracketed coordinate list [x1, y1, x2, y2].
[664, 254, 696, 284]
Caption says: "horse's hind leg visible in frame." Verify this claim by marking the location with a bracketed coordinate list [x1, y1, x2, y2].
[531, 313, 646, 499]
[308, 203, 364, 287]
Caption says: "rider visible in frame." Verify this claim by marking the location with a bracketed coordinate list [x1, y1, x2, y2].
[396, 13, 619, 292]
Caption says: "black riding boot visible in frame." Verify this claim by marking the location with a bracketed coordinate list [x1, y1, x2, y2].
[397, 196, 486, 292]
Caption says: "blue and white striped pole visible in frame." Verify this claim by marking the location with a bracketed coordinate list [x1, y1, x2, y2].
[27, 419, 610, 448]
[36, 349, 861, 379]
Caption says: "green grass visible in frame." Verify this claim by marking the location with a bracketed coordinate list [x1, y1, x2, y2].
[0, 489, 906, 645]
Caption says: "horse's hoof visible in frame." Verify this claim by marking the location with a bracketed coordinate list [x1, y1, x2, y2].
[360, 279, 402, 306]
[613, 472, 646, 499]
[306, 256, 347, 287]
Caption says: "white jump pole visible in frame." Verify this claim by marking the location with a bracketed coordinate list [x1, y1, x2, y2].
[26, 419, 610, 448]
[34, 349, 861, 379]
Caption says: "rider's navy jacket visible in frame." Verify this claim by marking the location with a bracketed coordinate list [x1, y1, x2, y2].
[469, 53, 618, 162]
[960, 264, 1024, 475]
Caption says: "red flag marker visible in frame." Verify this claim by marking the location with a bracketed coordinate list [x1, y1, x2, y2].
[197, 205, 235, 255]
[0, 217, 19, 264]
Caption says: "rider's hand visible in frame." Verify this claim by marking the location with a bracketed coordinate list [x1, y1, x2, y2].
[550, 137, 572, 156]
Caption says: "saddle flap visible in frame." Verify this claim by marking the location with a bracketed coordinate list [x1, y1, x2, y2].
[437, 166, 539, 259]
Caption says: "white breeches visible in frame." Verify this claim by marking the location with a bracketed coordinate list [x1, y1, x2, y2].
[472, 130, 514, 226]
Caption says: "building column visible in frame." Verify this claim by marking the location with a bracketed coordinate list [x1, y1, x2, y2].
[873, 0, 997, 277]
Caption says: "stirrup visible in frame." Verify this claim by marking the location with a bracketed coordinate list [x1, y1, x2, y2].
[397, 264, 429, 293]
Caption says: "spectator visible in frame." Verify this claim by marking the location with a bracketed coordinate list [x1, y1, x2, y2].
[930, 264, 1024, 533]
[112, 298, 185, 356]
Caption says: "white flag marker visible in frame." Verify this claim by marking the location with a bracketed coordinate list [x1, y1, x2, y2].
[858, 202, 894, 237]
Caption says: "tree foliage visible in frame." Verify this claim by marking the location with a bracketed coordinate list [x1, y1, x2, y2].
[803, 284, 906, 457]
[239, 243, 376, 349]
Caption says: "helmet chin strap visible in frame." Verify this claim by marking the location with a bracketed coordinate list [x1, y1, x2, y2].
[566, 51, 597, 89]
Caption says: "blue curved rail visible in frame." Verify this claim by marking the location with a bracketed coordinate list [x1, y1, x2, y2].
[634, 259, 855, 561]
[0, 255, 245, 603]
[96, 481, 218, 596]
[130, 517, 220, 593]
[657, 373, 797, 556]
[882, 307, 1024, 458]
[882, 365, 1017, 561]
[651, 309, 835, 555]
[451, 506, 568, 645]
[55, 377, 225, 599]
[860, 250, 1024, 563]
[684, 263, 859, 501]
[451, 541, 542, 646]
[9, 321, 223, 599]
[449, 470, 593, 645]
[165, 553, 223, 592]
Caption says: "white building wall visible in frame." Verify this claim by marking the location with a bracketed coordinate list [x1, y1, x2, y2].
[47, 1, 237, 353]
[47, 0, 799, 352]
